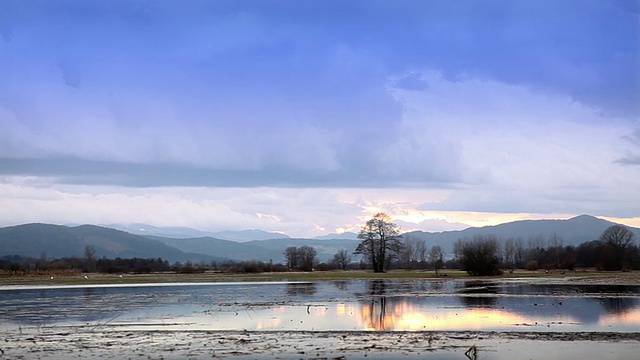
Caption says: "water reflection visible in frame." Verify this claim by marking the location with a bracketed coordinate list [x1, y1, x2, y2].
[0, 280, 638, 332]
[361, 280, 389, 330]
[332, 280, 349, 291]
[285, 282, 317, 297]
[599, 297, 638, 313]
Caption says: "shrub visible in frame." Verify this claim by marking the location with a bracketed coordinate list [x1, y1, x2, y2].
[525, 260, 539, 271]
[454, 235, 502, 276]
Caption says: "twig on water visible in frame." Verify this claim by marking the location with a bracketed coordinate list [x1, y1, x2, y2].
[465, 345, 477, 360]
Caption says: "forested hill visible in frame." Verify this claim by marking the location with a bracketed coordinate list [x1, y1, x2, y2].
[0, 223, 218, 263]
[403, 215, 640, 253]
[0, 215, 637, 263]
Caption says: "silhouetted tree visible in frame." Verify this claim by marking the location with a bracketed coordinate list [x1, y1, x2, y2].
[599, 225, 636, 270]
[429, 245, 444, 275]
[284, 246, 299, 270]
[332, 249, 351, 270]
[84, 245, 96, 272]
[284, 245, 317, 271]
[454, 235, 502, 276]
[297, 245, 317, 271]
[354, 213, 403, 273]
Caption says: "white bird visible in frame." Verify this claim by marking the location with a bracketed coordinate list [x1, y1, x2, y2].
[50, 276, 54, 280]
[83, 275, 88, 279]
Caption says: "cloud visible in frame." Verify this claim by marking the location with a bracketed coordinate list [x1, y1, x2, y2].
[1, 70, 637, 196]
[615, 129, 640, 165]
[0, 180, 373, 237]
[390, 71, 639, 217]
[0, 1, 638, 233]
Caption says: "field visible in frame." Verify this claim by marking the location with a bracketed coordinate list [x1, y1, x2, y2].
[2, 268, 640, 286]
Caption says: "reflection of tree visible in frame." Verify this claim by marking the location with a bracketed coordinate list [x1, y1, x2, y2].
[332, 280, 349, 291]
[369, 279, 386, 295]
[362, 280, 391, 330]
[460, 281, 499, 295]
[459, 281, 498, 307]
[83, 287, 96, 297]
[460, 296, 497, 307]
[599, 297, 639, 314]
[285, 283, 317, 297]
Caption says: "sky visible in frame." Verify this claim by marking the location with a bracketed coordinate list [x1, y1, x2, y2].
[1, 0, 639, 237]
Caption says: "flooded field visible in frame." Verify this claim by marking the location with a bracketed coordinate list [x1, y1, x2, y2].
[1, 279, 638, 332]
[1, 278, 639, 358]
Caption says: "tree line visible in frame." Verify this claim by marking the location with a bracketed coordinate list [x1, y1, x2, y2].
[0, 252, 172, 275]
[1, 214, 637, 276]
[349, 213, 638, 275]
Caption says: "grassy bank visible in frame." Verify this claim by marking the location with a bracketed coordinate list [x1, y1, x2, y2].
[1, 268, 639, 286]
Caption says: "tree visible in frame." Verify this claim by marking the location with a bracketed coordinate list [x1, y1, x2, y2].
[454, 235, 502, 276]
[332, 249, 351, 270]
[284, 246, 317, 271]
[297, 245, 317, 271]
[284, 247, 299, 270]
[354, 213, 403, 273]
[415, 238, 428, 268]
[428, 245, 444, 276]
[547, 234, 564, 269]
[84, 245, 96, 273]
[398, 238, 415, 268]
[503, 238, 516, 269]
[513, 237, 525, 268]
[599, 225, 636, 270]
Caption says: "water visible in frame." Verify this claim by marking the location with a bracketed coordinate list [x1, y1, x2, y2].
[0, 279, 638, 332]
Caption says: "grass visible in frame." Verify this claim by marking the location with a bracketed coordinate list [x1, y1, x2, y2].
[1, 268, 638, 286]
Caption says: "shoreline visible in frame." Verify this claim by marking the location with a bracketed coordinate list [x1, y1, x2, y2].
[1, 269, 639, 287]
[2, 327, 639, 359]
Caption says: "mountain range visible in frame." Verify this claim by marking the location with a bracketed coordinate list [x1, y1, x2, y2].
[106, 223, 291, 242]
[1, 215, 638, 264]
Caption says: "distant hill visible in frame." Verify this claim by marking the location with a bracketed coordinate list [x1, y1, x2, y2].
[106, 223, 219, 239]
[148, 236, 284, 262]
[404, 215, 640, 254]
[0, 224, 220, 263]
[107, 224, 289, 242]
[312, 232, 359, 240]
[209, 229, 290, 242]
[151, 236, 359, 263]
[245, 238, 360, 263]
[2, 215, 637, 264]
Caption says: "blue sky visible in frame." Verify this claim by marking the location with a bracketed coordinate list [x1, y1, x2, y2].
[1, 0, 639, 236]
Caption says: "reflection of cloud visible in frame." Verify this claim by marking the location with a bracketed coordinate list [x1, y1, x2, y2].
[256, 317, 282, 330]
[359, 299, 580, 331]
[336, 303, 358, 317]
[599, 308, 640, 326]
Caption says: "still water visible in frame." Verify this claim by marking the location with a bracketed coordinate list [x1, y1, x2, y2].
[0, 279, 638, 332]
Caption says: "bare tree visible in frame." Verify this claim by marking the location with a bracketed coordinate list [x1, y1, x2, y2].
[398, 237, 415, 268]
[415, 239, 428, 268]
[503, 238, 516, 269]
[527, 235, 546, 264]
[599, 225, 636, 270]
[284, 246, 299, 270]
[428, 245, 444, 276]
[547, 234, 564, 268]
[514, 237, 525, 268]
[297, 245, 317, 271]
[332, 249, 351, 270]
[455, 235, 502, 276]
[84, 245, 96, 273]
[284, 246, 317, 271]
[354, 213, 403, 273]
